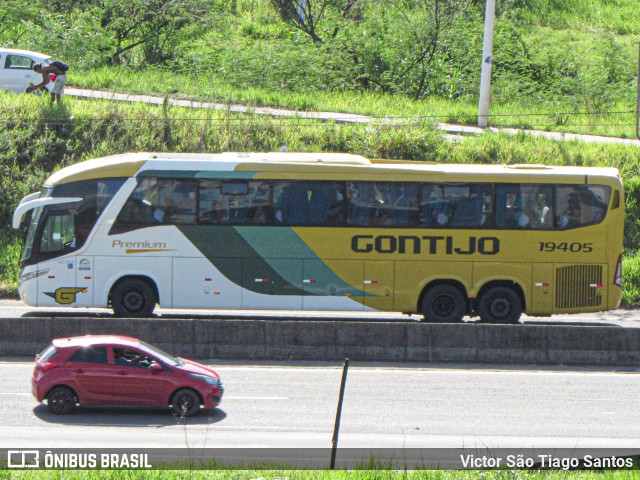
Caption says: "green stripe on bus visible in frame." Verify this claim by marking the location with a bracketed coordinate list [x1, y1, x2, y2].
[236, 227, 367, 297]
[178, 226, 367, 297]
[178, 226, 306, 296]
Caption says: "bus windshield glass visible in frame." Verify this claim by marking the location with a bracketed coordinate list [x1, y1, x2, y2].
[19, 178, 126, 266]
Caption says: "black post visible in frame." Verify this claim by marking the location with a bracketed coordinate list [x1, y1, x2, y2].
[330, 358, 349, 469]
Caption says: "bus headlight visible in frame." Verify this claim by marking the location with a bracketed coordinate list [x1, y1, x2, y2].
[19, 269, 49, 285]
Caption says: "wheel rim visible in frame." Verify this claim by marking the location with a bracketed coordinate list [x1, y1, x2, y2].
[50, 390, 73, 413]
[123, 291, 144, 312]
[433, 294, 455, 317]
[174, 393, 196, 415]
[489, 297, 511, 320]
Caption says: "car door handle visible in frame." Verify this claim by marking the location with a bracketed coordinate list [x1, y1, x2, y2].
[73, 369, 84, 373]
[24, 74, 33, 79]
[117, 371, 128, 375]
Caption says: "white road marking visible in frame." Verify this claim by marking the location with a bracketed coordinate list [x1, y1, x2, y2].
[224, 396, 289, 400]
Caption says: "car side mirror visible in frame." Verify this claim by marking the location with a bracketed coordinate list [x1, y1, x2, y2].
[150, 362, 163, 372]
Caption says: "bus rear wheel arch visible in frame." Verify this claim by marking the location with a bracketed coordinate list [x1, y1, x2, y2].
[110, 277, 158, 317]
[477, 283, 524, 324]
[420, 282, 467, 323]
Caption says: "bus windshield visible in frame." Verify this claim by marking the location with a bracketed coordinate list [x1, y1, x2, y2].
[18, 179, 126, 266]
[20, 205, 44, 264]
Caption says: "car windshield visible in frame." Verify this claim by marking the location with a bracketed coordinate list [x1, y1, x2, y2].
[138, 341, 184, 367]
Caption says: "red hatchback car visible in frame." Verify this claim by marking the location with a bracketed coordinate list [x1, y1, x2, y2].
[32, 335, 223, 416]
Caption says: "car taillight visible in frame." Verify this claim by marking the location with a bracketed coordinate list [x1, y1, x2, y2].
[614, 253, 622, 287]
[36, 360, 58, 373]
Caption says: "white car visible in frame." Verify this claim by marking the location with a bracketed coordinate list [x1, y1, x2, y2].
[0, 48, 52, 93]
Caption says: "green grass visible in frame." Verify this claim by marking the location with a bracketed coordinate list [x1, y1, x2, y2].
[3, 468, 640, 479]
[70, 65, 639, 139]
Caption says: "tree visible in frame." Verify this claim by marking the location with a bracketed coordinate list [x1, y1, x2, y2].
[269, 0, 362, 43]
[0, 1, 44, 44]
[98, 0, 213, 65]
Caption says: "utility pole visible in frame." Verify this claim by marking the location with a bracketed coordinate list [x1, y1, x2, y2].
[478, 0, 496, 128]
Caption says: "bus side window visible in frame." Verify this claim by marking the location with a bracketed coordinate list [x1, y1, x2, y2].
[555, 185, 610, 228]
[347, 182, 373, 226]
[394, 183, 419, 226]
[198, 180, 226, 224]
[276, 181, 342, 226]
[450, 192, 484, 227]
[579, 186, 609, 224]
[556, 186, 581, 229]
[163, 181, 197, 224]
[420, 185, 445, 226]
[372, 183, 418, 227]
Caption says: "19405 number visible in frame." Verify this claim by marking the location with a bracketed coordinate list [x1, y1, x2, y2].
[539, 242, 593, 253]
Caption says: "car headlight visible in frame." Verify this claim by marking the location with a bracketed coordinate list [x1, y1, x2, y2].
[189, 373, 220, 386]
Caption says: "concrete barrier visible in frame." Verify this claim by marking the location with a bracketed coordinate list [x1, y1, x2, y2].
[2, 317, 640, 367]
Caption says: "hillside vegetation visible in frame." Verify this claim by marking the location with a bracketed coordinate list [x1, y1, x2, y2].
[1, 0, 640, 304]
[2, 0, 639, 136]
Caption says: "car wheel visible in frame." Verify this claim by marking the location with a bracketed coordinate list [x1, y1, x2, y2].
[478, 286, 522, 324]
[112, 279, 156, 317]
[420, 284, 466, 323]
[170, 389, 201, 417]
[47, 386, 76, 415]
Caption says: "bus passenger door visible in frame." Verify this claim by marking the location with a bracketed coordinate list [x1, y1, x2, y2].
[242, 258, 304, 310]
[363, 261, 394, 312]
[36, 209, 91, 307]
[173, 257, 243, 309]
[530, 263, 554, 315]
[302, 259, 364, 311]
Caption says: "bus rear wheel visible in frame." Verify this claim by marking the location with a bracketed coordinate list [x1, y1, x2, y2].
[478, 286, 522, 324]
[112, 279, 157, 317]
[420, 284, 466, 323]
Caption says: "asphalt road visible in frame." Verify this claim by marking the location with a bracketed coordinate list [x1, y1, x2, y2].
[2, 359, 640, 451]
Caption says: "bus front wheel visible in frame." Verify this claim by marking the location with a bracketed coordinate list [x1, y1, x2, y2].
[478, 286, 522, 324]
[112, 279, 157, 317]
[420, 284, 466, 323]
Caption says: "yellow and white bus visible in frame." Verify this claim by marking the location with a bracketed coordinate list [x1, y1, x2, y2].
[13, 152, 623, 323]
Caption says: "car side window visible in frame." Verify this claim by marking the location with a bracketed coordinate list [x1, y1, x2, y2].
[5, 55, 33, 70]
[68, 347, 108, 364]
[113, 348, 155, 368]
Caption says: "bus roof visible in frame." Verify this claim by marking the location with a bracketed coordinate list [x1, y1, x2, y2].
[44, 152, 621, 187]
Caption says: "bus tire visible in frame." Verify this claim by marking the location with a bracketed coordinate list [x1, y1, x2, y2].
[478, 286, 522, 324]
[420, 284, 466, 323]
[112, 279, 157, 317]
